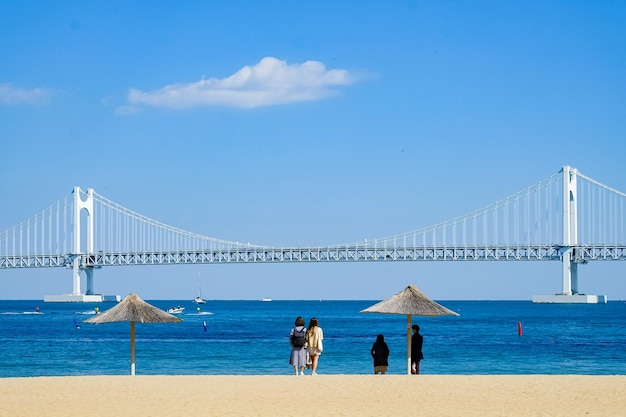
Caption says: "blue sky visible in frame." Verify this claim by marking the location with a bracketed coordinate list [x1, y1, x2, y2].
[1, 1, 626, 301]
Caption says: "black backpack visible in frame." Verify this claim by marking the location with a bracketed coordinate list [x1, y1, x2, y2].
[292, 327, 306, 348]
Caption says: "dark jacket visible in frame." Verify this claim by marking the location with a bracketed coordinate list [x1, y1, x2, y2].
[411, 332, 424, 362]
[371, 335, 390, 367]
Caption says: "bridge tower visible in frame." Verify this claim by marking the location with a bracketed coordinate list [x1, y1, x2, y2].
[532, 166, 607, 303]
[561, 164, 579, 296]
[43, 187, 119, 302]
[72, 186, 94, 297]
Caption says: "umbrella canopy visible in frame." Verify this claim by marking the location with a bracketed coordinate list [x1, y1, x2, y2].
[361, 285, 458, 374]
[84, 293, 182, 375]
[361, 284, 458, 316]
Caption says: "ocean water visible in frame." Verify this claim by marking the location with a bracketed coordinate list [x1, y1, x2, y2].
[1, 299, 625, 377]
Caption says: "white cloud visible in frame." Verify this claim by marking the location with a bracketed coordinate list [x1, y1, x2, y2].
[125, 57, 356, 110]
[0, 83, 52, 105]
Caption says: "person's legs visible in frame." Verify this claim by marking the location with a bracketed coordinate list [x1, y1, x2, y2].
[300, 366, 305, 375]
[414, 361, 420, 374]
[311, 354, 319, 375]
[294, 365, 298, 375]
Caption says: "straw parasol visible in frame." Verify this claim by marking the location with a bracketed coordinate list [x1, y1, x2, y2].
[84, 293, 182, 375]
[361, 284, 458, 374]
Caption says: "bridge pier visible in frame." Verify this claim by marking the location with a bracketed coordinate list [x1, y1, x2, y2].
[85, 267, 94, 295]
[532, 248, 605, 303]
[73, 258, 81, 295]
[560, 248, 578, 296]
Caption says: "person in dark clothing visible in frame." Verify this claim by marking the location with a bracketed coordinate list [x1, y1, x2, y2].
[411, 324, 424, 374]
[370, 334, 390, 374]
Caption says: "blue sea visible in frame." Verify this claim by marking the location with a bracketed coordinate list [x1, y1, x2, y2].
[1, 299, 625, 377]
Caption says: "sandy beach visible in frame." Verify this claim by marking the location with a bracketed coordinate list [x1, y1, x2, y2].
[1, 375, 625, 417]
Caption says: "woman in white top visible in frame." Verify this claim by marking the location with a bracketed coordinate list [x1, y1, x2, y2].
[305, 317, 324, 375]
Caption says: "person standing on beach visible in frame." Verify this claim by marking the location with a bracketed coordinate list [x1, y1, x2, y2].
[306, 317, 324, 375]
[370, 334, 390, 374]
[289, 316, 307, 375]
[411, 324, 424, 374]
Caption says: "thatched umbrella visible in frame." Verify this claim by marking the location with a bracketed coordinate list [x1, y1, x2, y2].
[84, 293, 182, 375]
[361, 284, 458, 374]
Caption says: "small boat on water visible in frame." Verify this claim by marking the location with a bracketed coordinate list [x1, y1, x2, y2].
[261, 298, 272, 302]
[167, 306, 185, 314]
[193, 279, 206, 304]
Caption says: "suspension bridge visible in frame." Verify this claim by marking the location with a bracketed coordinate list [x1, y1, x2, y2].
[1, 166, 626, 303]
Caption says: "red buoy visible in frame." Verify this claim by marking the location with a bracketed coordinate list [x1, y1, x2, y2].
[517, 321, 523, 336]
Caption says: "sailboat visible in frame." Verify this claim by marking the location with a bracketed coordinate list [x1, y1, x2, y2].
[193, 280, 206, 304]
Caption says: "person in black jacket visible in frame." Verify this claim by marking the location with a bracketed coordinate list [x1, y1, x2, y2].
[411, 324, 424, 374]
[370, 334, 390, 374]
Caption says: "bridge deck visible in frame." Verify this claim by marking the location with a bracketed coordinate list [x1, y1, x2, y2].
[3, 245, 626, 268]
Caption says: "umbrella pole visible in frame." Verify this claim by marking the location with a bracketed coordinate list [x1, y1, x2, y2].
[407, 314, 412, 375]
[130, 321, 136, 376]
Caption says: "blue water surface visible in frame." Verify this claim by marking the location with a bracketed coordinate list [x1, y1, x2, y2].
[0, 299, 625, 377]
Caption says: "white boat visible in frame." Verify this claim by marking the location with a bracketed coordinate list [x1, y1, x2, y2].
[261, 298, 272, 302]
[194, 296, 206, 304]
[193, 279, 206, 304]
[167, 306, 185, 314]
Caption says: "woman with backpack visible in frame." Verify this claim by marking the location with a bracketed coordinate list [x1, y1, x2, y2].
[289, 316, 307, 375]
[306, 317, 324, 375]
